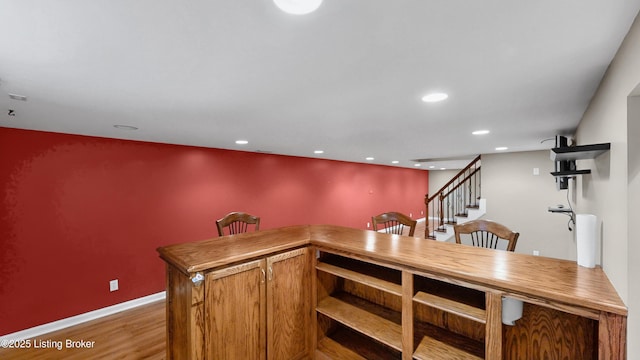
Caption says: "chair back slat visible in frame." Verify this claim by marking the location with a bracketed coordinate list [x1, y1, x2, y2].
[371, 212, 417, 237]
[454, 220, 519, 252]
[216, 212, 260, 236]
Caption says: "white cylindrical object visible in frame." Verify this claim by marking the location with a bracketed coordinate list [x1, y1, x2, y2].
[576, 214, 598, 268]
[502, 297, 523, 326]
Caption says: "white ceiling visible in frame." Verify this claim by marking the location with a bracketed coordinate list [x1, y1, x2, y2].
[1, 1, 639, 170]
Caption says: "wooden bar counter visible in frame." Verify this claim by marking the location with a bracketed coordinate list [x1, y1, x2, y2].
[158, 225, 627, 359]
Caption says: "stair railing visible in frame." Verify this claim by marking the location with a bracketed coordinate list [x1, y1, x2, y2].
[424, 155, 481, 239]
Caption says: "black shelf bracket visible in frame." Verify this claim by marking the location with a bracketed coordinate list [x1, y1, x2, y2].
[548, 207, 575, 231]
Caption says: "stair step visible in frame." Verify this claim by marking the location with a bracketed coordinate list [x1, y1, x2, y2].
[466, 204, 480, 209]
[434, 227, 448, 233]
[454, 213, 468, 218]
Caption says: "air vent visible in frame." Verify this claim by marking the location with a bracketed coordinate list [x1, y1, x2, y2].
[411, 155, 475, 163]
[8, 94, 27, 101]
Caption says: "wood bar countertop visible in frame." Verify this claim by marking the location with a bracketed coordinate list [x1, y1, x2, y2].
[157, 224, 627, 316]
[157, 225, 310, 274]
[309, 225, 627, 317]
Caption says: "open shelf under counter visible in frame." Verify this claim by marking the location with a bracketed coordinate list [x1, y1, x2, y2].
[316, 337, 367, 360]
[413, 335, 483, 360]
[316, 326, 401, 360]
[413, 317, 485, 360]
[316, 293, 403, 352]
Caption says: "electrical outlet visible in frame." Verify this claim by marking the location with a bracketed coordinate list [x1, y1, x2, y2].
[366, 222, 370, 228]
[533, 167, 540, 176]
[533, 250, 540, 256]
[109, 279, 119, 292]
[409, 213, 413, 218]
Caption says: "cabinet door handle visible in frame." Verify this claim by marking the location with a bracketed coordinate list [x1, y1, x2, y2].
[190, 272, 204, 286]
[261, 268, 266, 284]
[268, 267, 273, 281]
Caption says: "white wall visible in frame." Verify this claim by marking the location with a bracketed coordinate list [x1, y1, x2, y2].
[627, 93, 640, 358]
[428, 169, 460, 197]
[575, 12, 640, 358]
[481, 151, 574, 258]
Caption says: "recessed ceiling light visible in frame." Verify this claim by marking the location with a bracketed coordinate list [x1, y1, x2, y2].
[472, 130, 490, 135]
[440, 168, 447, 170]
[495, 146, 508, 151]
[391, 160, 399, 164]
[366, 157, 374, 161]
[113, 125, 138, 130]
[429, 166, 435, 169]
[314, 150, 324, 154]
[235, 140, 249, 145]
[421, 93, 448, 103]
[414, 164, 421, 167]
[273, 0, 322, 15]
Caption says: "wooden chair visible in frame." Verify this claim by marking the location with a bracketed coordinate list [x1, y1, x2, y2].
[216, 212, 260, 236]
[371, 211, 417, 237]
[453, 219, 519, 251]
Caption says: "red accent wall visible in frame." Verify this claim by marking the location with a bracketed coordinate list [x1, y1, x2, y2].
[0, 127, 428, 335]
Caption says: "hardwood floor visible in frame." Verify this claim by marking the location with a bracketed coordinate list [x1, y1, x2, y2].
[0, 300, 165, 360]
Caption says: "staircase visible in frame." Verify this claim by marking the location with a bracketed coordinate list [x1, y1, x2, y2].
[424, 155, 485, 241]
[430, 198, 486, 241]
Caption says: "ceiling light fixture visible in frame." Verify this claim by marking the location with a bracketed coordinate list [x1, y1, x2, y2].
[421, 93, 448, 103]
[391, 160, 399, 164]
[235, 140, 249, 145]
[414, 164, 421, 167]
[314, 150, 324, 154]
[366, 157, 374, 161]
[495, 146, 508, 151]
[273, 0, 323, 15]
[472, 130, 490, 135]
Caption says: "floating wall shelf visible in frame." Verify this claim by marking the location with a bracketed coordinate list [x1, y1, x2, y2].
[550, 142, 610, 177]
[548, 206, 573, 214]
[550, 169, 591, 177]
[550, 143, 611, 161]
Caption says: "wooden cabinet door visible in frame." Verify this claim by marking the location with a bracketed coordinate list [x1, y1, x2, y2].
[205, 259, 267, 360]
[266, 248, 312, 360]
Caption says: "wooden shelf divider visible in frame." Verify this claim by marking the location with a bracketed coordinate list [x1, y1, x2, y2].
[316, 262, 402, 296]
[316, 296, 403, 352]
[413, 291, 486, 324]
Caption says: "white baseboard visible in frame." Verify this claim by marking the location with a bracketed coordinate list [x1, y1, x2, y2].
[0, 291, 166, 342]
